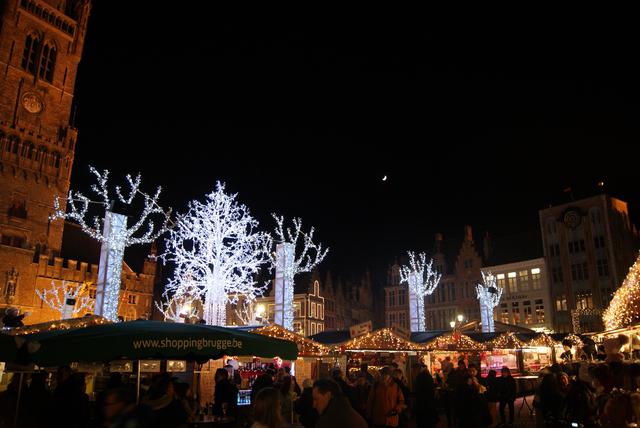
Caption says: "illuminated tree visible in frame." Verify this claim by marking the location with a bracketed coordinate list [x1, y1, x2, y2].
[399, 251, 442, 332]
[603, 252, 640, 330]
[52, 166, 171, 321]
[36, 280, 93, 319]
[476, 271, 503, 333]
[272, 215, 329, 330]
[163, 182, 271, 325]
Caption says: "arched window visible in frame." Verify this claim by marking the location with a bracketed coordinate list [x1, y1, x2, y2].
[39, 43, 56, 82]
[21, 34, 40, 75]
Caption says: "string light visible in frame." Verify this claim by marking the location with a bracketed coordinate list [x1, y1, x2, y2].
[52, 166, 171, 321]
[526, 333, 558, 348]
[251, 324, 329, 357]
[162, 182, 271, 326]
[487, 332, 525, 350]
[272, 215, 329, 331]
[6, 315, 109, 335]
[423, 332, 485, 351]
[603, 252, 640, 330]
[36, 280, 94, 320]
[399, 251, 442, 332]
[476, 272, 503, 333]
[562, 333, 583, 348]
[338, 328, 421, 351]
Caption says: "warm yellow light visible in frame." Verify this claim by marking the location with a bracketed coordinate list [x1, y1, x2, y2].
[450, 321, 456, 328]
[256, 304, 265, 316]
[507, 272, 516, 278]
[457, 314, 464, 322]
[531, 268, 541, 274]
[496, 274, 505, 279]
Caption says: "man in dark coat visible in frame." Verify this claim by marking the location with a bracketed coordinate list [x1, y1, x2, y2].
[413, 363, 438, 428]
[313, 378, 367, 428]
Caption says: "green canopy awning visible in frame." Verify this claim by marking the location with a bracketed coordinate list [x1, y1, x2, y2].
[18, 320, 298, 366]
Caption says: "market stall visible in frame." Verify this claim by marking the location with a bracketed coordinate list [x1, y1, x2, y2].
[521, 333, 557, 371]
[335, 328, 421, 380]
[481, 332, 525, 376]
[422, 332, 485, 378]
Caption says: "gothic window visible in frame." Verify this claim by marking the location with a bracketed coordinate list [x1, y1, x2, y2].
[21, 34, 40, 75]
[8, 199, 27, 219]
[38, 43, 57, 82]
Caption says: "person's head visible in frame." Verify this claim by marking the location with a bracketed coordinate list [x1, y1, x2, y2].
[330, 367, 343, 381]
[392, 368, 404, 381]
[280, 375, 292, 395]
[380, 366, 393, 383]
[313, 378, 341, 415]
[360, 363, 368, 372]
[283, 366, 291, 375]
[215, 368, 229, 383]
[457, 360, 466, 370]
[253, 387, 282, 428]
[501, 366, 511, 377]
[468, 363, 478, 378]
[302, 378, 313, 390]
[591, 363, 614, 393]
[6, 307, 18, 317]
[103, 387, 134, 421]
[558, 372, 570, 388]
[487, 369, 496, 380]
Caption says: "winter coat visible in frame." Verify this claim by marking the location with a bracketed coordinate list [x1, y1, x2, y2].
[317, 395, 368, 428]
[367, 380, 405, 427]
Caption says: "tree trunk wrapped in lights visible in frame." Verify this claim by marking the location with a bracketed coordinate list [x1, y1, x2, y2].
[476, 271, 503, 333]
[399, 251, 442, 332]
[162, 182, 271, 326]
[52, 167, 171, 321]
[603, 252, 640, 330]
[272, 215, 329, 331]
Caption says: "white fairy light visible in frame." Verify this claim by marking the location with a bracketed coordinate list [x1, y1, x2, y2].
[162, 182, 271, 326]
[272, 215, 329, 331]
[476, 271, 503, 333]
[36, 280, 94, 319]
[51, 166, 172, 321]
[400, 251, 442, 332]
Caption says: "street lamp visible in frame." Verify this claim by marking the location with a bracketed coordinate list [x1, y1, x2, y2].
[457, 314, 464, 323]
[450, 321, 456, 329]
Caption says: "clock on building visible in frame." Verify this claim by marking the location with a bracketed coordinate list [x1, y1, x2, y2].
[562, 209, 582, 230]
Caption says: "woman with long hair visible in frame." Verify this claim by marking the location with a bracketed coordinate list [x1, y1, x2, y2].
[252, 387, 283, 428]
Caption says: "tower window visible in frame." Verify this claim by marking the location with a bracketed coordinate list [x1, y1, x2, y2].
[21, 35, 40, 75]
[39, 43, 57, 82]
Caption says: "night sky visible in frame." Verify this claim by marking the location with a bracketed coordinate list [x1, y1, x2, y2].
[69, 7, 640, 282]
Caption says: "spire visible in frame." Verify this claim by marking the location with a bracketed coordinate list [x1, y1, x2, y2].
[465, 225, 473, 242]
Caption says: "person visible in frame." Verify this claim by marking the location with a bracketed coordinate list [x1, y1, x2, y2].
[498, 366, 516, 426]
[561, 340, 573, 362]
[252, 387, 283, 428]
[353, 374, 371, 419]
[367, 366, 405, 428]
[294, 379, 318, 428]
[101, 386, 153, 428]
[1, 307, 28, 327]
[21, 371, 52, 428]
[359, 363, 375, 385]
[213, 367, 238, 418]
[441, 356, 454, 380]
[392, 368, 411, 428]
[413, 363, 438, 428]
[483, 370, 499, 428]
[251, 372, 274, 406]
[142, 373, 189, 428]
[313, 378, 367, 428]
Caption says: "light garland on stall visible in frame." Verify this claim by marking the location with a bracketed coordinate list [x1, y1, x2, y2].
[562, 333, 583, 348]
[251, 324, 330, 357]
[6, 315, 110, 335]
[476, 272, 503, 333]
[527, 333, 558, 348]
[338, 328, 421, 351]
[603, 252, 640, 330]
[272, 215, 328, 331]
[399, 251, 442, 332]
[423, 333, 485, 351]
[52, 167, 171, 321]
[487, 332, 525, 350]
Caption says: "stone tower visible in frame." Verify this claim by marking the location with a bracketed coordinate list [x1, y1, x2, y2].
[0, 0, 91, 255]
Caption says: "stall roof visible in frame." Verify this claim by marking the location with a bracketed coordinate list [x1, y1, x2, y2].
[337, 328, 421, 351]
[423, 332, 485, 351]
[250, 324, 330, 357]
[309, 330, 352, 344]
[410, 331, 449, 343]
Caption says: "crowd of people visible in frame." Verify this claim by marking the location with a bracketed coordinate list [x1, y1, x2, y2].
[3, 357, 640, 427]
